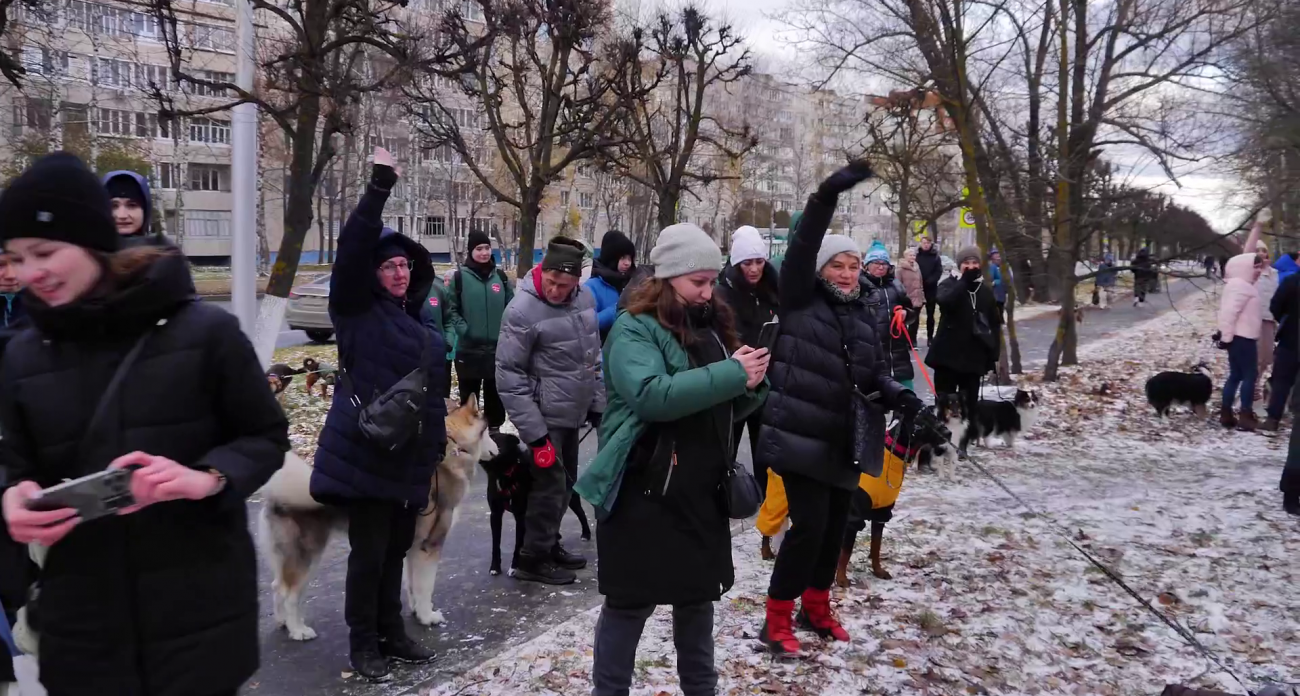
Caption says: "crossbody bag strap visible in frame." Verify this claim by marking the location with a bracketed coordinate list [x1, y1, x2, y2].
[74, 325, 156, 467]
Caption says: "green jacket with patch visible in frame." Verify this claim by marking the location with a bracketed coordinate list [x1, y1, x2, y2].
[424, 276, 456, 360]
[574, 311, 769, 516]
[447, 264, 514, 357]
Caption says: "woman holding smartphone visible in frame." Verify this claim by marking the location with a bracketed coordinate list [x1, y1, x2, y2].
[0, 152, 289, 696]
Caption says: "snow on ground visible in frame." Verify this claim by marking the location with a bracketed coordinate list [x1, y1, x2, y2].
[421, 288, 1298, 696]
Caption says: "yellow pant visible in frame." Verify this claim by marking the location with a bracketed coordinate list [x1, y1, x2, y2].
[755, 451, 908, 538]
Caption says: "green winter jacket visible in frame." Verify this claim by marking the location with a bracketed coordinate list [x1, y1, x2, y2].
[447, 264, 514, 357]
[574, 311, 769, 516]
[424, 276, 457, 360]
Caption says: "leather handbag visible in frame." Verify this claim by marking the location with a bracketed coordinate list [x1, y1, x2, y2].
[841, 341, 886, 478]
[344, 329, 433, 452]
[711, 331, 762, 519]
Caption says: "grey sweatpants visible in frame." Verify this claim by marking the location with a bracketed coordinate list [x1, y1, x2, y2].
[592, 601, 716, 696]
[523, 427, 579, 557]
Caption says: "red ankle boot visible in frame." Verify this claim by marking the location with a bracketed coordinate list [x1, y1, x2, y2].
[797, 588, 850, 641]
[760, 598, 801, 655]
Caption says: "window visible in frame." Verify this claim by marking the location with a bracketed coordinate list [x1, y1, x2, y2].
[188, 163, 230, 191]
[95, 107, 134, 136]
[61, 103, 89, 140]
[779, 127, 793, 141]
[560, 190, 570, 207]
[189, 117, 230, 144]
[188, 70, 233, 97]
[136, 63, 176, 92]
[191, 23, 234, 52]
[579, 192, 594, 209]
[425, 216, 445, 237]
[12, 98, 53, 136]
[576, 164, 593, 178]
[91, 57, 136, 88]
[22, 46, 69, 77]
[460, 0, 483, 21]
[156, 162, 181, 189]
[184, 210, 231, 237]
[135, 111, 169, 139]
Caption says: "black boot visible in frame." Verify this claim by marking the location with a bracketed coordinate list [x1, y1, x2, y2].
[1284, 494, 1300, 517]
[380, 634, 437, 665]
[514, 552, 577, 585]
[551, 543, 587, 570]
[349, 648, 392, 682]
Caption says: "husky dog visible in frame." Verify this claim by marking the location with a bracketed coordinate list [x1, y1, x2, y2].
[258, 395, 497, 640]
[973, 388, 1040, 448]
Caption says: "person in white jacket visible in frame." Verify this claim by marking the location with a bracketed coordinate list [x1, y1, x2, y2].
[1254, 239, 1280, 384]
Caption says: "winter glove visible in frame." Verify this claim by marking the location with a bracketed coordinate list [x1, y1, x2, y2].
[528, 438, 557, 468]
[1212, 330, 1231, 350]
[817, 160, 874, 196]
[586, 411, 602, 429]
[895, 389, 925, 418]
[370, 162, 398, 192]
[961, 267, 982, 287]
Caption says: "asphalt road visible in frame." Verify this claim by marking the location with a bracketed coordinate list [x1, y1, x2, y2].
[232, 278, 1205, 696]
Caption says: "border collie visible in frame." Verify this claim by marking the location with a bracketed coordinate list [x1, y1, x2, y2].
[973, 389, 1040, 448]
[917, 392, 968, 480]
[1145, 363, 1213, 417]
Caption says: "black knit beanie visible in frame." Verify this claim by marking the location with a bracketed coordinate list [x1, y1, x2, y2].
[597, 230, 636, 269]
[373, 227, 408, 267]
[105, 175, 147, 210]
[0, 152, 117, 252]
[467, 230, 492, 253]
[541, 236, 585, 277]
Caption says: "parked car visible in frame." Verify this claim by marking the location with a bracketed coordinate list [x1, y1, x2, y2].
[286, 273, 333, 343]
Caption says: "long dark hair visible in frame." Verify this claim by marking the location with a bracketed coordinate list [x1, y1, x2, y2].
[625, 277, 741, 352]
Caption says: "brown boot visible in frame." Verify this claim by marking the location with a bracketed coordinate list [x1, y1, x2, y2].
[760, 536, 776, 561]
[834, 548, 852, 588]
[1219, 407, 1237, 429]
[1237, 410, 1258, 432]
[1261, 417, 1280, 432]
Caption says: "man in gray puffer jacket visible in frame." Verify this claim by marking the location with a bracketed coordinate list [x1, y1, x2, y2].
[497, 237, 605, 585]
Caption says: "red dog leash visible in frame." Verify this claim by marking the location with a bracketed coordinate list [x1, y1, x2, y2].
[890, 306, 937, 395]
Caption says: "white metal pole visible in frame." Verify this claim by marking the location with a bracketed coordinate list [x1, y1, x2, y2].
[230, 0, 258, 337]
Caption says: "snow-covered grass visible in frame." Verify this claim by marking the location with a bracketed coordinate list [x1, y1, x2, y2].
[420, 288, 1298, 696]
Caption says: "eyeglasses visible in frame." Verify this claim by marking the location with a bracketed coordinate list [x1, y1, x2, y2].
[379, 260, 410, 275]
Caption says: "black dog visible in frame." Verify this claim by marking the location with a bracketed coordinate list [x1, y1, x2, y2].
[481, 432, 592, 576]
[1145, 363, 1212, 417]
[972, 389, 1040, 448]
[916, 392, 968, 479]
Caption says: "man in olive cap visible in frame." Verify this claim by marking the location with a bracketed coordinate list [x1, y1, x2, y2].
[496, 236, 605, 585]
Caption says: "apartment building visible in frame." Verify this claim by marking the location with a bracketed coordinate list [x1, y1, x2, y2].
[0, 0, 240, 260]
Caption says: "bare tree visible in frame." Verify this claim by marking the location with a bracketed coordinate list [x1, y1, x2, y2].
[605, 5, 756, 231]
[407, 0, 638, 278]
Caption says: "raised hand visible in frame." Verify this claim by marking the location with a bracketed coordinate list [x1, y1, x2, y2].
[817, 160, 874, 196]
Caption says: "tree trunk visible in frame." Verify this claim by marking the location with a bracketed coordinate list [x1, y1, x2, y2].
[266, 97, 322, 297]
[515, 189, 543, 278]
[657, 186, 680, 232]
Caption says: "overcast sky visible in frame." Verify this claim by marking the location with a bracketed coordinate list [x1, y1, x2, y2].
[690, 0, 1247, 234]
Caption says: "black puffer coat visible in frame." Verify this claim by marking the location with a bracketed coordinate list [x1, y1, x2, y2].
[312, 173, 448, 506]
[0, 252, 289, 696]
[924, 273, 1001, 376]
[916, 246, 944, 298]
[715, 262, 779, 348]
[758, 190, 911, 491]
[862, 270, 917, 382]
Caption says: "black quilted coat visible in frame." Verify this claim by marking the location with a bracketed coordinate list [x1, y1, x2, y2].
[757, 190, 911, 491]
[0, 252, 289, 696]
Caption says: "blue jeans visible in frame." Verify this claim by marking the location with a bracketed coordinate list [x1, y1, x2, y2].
[1223, 337, 1259, 412]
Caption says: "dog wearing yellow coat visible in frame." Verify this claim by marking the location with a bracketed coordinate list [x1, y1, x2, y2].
[756, 419, 929, 586]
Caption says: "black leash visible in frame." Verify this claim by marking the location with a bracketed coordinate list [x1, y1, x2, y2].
[954, 444, 1258, 694]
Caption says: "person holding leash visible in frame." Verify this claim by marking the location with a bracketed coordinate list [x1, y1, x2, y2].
[756, 161, 932, 656]
[0, 152, 289, 696]
[496, 237, 605, 585]
[311, 148, 446, 681]
[925, 245, 1001, 449]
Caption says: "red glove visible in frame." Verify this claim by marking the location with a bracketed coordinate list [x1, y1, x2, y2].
[530, 439, 556, 468]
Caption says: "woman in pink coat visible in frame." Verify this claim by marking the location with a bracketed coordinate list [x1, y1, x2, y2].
[896, 248, 926, 342]
[1218, 251, 1265, 431]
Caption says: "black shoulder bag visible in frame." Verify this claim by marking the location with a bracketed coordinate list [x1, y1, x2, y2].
[710, 332, 762, 519]
[343, 327, 433, 452]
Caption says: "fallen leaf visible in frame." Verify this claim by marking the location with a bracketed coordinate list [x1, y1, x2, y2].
[893, 657, 908, 668]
